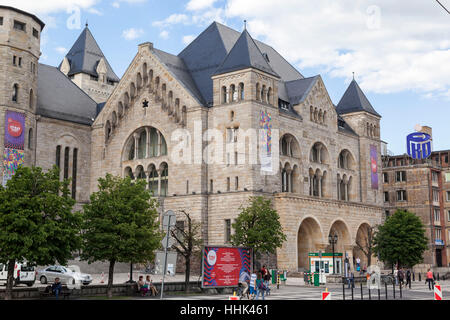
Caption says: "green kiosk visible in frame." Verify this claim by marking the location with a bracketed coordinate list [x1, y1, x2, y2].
[308, 252, 343, 285]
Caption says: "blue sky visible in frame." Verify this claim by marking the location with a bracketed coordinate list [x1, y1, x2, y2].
[8, 0, 450, 155]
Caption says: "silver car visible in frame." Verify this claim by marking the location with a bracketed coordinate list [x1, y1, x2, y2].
[37, 265, 92, 285]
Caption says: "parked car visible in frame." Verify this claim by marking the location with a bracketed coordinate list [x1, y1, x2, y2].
[37, 265, 92, 285]
[0, 262, 36, 287]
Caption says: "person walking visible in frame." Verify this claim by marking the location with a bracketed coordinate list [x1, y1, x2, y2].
[405, 269, 411, 289]
[426, 269, 434, 290]
[238, 271, 250, 299]
[398, 268, 404, 289]
[255, 272, 266, 300]
[347, 271, 354, 289]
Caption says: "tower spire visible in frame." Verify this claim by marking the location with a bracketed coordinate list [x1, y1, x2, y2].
[244, 20, 247, 30]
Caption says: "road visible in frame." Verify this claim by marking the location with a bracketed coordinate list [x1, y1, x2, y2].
[155, 280, 450, 300]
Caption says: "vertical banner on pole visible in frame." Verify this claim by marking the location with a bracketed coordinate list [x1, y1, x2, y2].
[3, 111, 25, 186]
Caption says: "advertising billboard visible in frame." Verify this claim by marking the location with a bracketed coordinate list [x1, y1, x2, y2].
[370, 144, 378, 189]
[202, 246, 251, 288]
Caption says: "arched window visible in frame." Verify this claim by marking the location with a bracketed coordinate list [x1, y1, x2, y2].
[160, 163, 168, 197]
[12, 84, 19, 102]
[118, 102, 124, 118]
[136, 73, 142, 94]
[142, 64, 148, 86]
[112, 112, 117, 129]
[261, 85, 266, 102]
[267, 87, 272, 105]
[28, 128, 33, 149]
[175, 98, 180, 122]
[148, 165, 158, 195]
[149, 69, 154, 91]
[136, 165, 146, 179]
[310, 142, 327, 164]
[230, 84, 237, 102]
[124, 92, 130, 109]
[124, 167, 134, 179]
[130, 82, 136, 101]
[168, 91, 174, 115]
[128, 138, 135, 160]
[56, 145, 61, 169]
[29, 89, 34, 109]
[182, 106, 187, 126]
[222, 86, 228, 104]
[72, 148, 78, 199]
[105, 121, 112, 143]
[310, 106, 313, 121]
[155, 76, 160, 98]
[138, 130, 147, 159]
[239, 83, 244, 100]
[256, 83, 261, 101]
[63, 147, 70, 180]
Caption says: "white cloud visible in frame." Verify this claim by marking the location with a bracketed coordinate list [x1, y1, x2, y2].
[186, 0, 218, 11]
[112, 2, 120, 8]
[122, 28, 145, 41]
[222, 0, 450, 98]
[159, 30, 169, 40]
[55, 47, 68, 54]
[87, 7, 103, 16]
[153, 0, 450, 99]
[183, 35, 196, 45]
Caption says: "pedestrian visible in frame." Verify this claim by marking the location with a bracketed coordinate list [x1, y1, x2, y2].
[145, 275, 158, 296]
[347, 272, 354, 289]
[249, 272, 257, 299]
[405, 269, 411, 289]
[137, 275, 148, 296]
[394, 267, 398, 285]
[255, 271, 266, 300]
[356, 257, 361, 272]
[51, 277, 62, 299]
[238, 271, 250, 299]
[426, 269, 434, 290]
[261, 265, 271, 294]
[398, 268, 404, 289]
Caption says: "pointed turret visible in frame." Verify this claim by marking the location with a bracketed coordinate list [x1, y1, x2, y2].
[336, 79, 380, 117]
[213, 29, 279, 78]
[59, 25, 119, 103]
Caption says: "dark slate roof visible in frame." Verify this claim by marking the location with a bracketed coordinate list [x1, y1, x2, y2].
[153, 48, 204, 105]
[337, 114, 358, 136]
[37, 64, 98, 125]
[285, 76, 319, 105]
[60, 26, 120, 83]
[213, 29, 279, 78]
[336, 79, 380, 117]
[178, 22, 304, 106]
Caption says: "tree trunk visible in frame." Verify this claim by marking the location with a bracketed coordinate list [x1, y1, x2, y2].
[185, 254, 190, 293]
[4, 260, 16, 300]
[107, 260, 115, 298]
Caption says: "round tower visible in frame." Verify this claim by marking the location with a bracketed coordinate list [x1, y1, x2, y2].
[0, 6, 44, 185]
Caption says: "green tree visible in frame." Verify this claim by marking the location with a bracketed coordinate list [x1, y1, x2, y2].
[81, 174, 162, 298]
[169, 210, 202, 292]
[373, 209, 428, 269]
[231, 196, 287, 269]
[0, 166, 81, 300]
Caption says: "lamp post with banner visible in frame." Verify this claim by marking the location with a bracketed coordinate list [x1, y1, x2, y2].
[328, 233, 338, 274]
[160, 210, 176, 299]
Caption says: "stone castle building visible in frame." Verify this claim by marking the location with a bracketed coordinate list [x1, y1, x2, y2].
[0, 5, 384, 273]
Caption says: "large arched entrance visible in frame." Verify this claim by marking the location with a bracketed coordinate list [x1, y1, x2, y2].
[297, 217, 323, 271]
[353, 223, 373, 268]
[326, 220, 352, 274]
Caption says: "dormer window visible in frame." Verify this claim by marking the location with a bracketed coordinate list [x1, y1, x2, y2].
[278, 99, 289, 111]
[33, 28, 39, 39]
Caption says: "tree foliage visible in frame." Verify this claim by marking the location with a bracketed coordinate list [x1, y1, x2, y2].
[373, 209, 428, 268]
[81, 174, 162, 297]
[231, 196, 286, 268]
[0, 166, 80, 299]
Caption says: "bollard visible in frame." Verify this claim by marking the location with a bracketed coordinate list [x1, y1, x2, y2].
[385, 282, 388, 300]
[351, 282, 354, 300]
[378, 288, 380, 300]
[413, 272, 415, 281]
[360, 282, 363, 300]
[399, 282, 402, 299]
[393, 283, 396, 299]
[368, 287, 371, 300]
[419, 273, 421, 281]
[342, 283, 345, 300]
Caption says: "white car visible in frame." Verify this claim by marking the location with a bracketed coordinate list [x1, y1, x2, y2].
[37, 265, 92, 285]
[0, 262, 36, 287]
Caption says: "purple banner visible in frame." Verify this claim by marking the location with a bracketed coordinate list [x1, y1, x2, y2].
[370, 145, 378, 189]
[4, 111, 25, 150]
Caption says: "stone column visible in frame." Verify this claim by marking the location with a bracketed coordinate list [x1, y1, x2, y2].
[286, 168, 293, 193]
[344, 180, 348, 201]
[318, 174, 322, 197]
[145, 127, 150, 158]
[157, 168, 162, 196]
[144, 170, 150, 189]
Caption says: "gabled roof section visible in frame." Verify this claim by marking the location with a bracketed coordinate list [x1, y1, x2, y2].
[285, 76, 320, 105]
[178, 21, 303, 106]
[336, 79, 380, 117]
[152, 48, 204, 105]
[213, 29, 279, 78]
[60, 26, 120, 83]
[37, 64, 98, 125]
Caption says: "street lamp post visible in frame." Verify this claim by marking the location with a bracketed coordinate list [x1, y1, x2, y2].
[328, 234, 338, 274]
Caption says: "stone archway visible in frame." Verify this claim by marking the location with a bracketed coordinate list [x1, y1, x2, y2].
[297, 217, 323, 271]
[353, 223, 373, 268]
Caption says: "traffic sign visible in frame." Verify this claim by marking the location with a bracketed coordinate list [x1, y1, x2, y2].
[162, 210, 176, 228]
[322, 288, 331, 300]
[162, 234, 175, 248]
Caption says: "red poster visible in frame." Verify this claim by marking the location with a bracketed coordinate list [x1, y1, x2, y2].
[202, 246, 251, 288]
